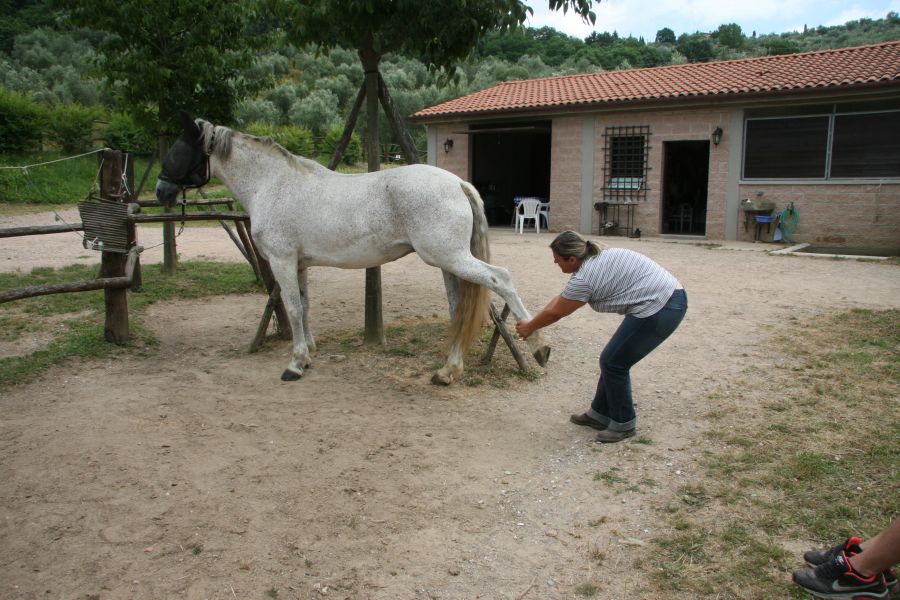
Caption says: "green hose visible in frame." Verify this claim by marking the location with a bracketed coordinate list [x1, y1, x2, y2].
[778, 204, 799, 244]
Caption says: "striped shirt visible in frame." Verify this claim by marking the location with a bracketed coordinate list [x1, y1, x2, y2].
[562, 248, 680, 318]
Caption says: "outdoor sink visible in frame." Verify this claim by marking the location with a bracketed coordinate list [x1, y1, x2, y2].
[741, 199, 775, 212]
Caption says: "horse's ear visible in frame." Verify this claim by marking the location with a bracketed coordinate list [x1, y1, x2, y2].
[179, 110, 201, 143]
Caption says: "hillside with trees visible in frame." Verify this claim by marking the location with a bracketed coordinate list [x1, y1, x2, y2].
[1, 0, 899, 165]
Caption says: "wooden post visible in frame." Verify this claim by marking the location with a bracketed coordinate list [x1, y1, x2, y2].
[98, 149, 133, 344]
[362, 49, 385, 346]
[158, 136, 177, 275]
[378, 74, 420, 165]
[328, 82, 366, 171]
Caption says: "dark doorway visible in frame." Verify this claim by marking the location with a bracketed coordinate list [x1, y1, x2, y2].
[471, 122, 551, 226]
[662, 141, 709, 235]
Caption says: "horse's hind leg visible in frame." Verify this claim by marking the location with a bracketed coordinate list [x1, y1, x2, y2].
[441, 269, 460, 318]
[268, 257, 312, 381]
[445, 258, 551, 367]
[435, 270, 464, 385]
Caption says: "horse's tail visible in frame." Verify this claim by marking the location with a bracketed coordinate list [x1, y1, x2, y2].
[449, 182, 492, 355]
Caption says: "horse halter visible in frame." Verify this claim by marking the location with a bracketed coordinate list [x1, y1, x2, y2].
[158, 137, 211, 191]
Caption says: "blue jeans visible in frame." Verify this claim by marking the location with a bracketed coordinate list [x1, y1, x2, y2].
[586, 289, 687, 432]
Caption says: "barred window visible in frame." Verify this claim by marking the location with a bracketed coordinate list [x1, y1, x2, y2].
[603, 125, 650, 202]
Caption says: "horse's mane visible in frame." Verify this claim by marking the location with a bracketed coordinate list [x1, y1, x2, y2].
[197, 120, 320, 175]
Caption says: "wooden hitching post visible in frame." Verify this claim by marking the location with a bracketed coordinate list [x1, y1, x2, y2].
[363, 64, 385, 346]
[98, 149, 133, 343]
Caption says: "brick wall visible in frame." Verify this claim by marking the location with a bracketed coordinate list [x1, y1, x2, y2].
[429, 112, 900, 249]
[433, 125, 468, 180]
[738, 183, 900, 247]
[591, 109, 730, 238]
[548, 116, 584, 233]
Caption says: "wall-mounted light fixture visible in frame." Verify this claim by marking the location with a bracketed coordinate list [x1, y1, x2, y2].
[443, 138, 454, 154]
[712, 126, 723, 146]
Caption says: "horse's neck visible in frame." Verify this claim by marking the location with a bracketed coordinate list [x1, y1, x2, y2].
[211, 138, 326, 212]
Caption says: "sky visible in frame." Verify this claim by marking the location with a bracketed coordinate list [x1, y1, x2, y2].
[528, 0, 900, 41]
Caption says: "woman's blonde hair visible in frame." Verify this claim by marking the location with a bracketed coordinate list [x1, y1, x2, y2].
[550, 230, 604, 260]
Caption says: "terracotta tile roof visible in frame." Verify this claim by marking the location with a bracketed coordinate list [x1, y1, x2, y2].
[411, 41, 900, 120]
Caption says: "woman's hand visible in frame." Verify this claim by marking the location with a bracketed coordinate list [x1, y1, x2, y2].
[515, 319, 535, 340]
[516, 295, 585, 340]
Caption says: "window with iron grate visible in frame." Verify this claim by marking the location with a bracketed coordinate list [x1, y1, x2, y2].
[603, 125, 650, 203]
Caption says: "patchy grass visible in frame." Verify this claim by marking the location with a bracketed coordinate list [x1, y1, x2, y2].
[594, 467, 627, 485]
[649, 309, 899, 598]
[315, 313, 540, 387]
[0, 261, 261, 387]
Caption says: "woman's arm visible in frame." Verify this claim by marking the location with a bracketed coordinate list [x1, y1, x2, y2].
[515, 295, 585, 339]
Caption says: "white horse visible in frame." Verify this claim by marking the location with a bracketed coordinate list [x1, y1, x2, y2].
[156, 113, 549, 384]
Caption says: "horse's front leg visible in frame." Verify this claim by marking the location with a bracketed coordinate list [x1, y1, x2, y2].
[298, 266, 316, 355]
[268, 257, 312, 381]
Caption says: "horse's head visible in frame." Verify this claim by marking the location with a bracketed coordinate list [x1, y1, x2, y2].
[155, 111, 210, 207]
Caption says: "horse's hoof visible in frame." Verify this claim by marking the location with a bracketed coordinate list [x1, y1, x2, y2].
[281, 369, 303, 381]
[533, 346, 551, 367]
[430, 372, 453, 386]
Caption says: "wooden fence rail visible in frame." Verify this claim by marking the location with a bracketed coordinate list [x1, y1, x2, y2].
[0, 246, 141, 304]
[0, 223, 83, 238]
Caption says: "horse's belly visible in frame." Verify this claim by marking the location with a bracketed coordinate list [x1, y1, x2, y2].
[303, 242, 414, 269]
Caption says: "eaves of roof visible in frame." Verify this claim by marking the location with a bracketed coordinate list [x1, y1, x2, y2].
[410, 41, 900, 123]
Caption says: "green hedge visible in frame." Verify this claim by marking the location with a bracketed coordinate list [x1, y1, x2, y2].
[0, 86, 45, 153]
[48, 103, 101, 153]
[320, 124, 362, 165]
[104, 111, 155, 155]
[246, 121, 315, 157]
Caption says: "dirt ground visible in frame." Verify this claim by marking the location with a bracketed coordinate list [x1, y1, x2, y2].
[2, 210, 899, 600]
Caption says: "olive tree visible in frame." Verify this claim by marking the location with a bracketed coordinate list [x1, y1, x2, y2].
[54, 0, 261, 139]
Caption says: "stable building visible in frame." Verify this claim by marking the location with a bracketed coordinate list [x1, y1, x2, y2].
[411, 41, 900, 250]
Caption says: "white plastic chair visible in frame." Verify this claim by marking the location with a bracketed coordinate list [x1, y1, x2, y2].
[516, 198, 542, 234]
[538, 202, 550, 229]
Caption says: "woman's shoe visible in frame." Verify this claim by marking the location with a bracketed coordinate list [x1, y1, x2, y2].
[594, 428, 635, 443]
[569, 413, 607, 431]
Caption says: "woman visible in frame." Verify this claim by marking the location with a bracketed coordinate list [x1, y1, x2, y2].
[515, 231, 687, 443]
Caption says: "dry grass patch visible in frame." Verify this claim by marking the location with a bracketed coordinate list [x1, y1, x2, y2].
[314, 314, 540, 387]
[649, 309, 899, 599]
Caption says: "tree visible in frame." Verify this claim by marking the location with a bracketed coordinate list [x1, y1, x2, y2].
[53, 0, 264, 275]
[53, 0, 261, 138]
[715, 23, 745, 49]
[267, 0, 597, 345]
[677, 33, 715, 63]
[655, 27, 676, 45]
[763, 37, 801, 55]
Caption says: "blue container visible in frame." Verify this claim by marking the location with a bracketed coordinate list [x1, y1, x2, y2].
[755, 214, 775, 223]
